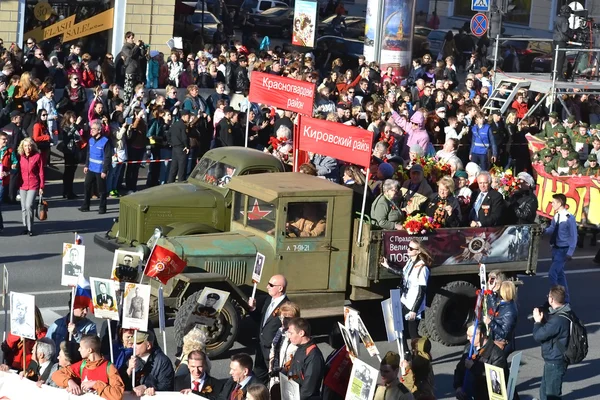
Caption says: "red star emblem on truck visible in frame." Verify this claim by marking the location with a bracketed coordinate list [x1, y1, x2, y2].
[242, 199, 272, 220]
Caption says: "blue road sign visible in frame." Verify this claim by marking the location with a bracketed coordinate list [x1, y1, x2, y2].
[472, 0, 490, 12]
[470, 13, 489, 37]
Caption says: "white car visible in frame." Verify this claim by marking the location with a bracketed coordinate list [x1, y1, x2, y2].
[240, 0, 288, 15]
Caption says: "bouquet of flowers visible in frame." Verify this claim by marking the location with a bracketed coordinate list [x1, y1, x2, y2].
[203, 174, 218, 185]
[407, 156, 453, 184]
[489, 167, 519, 199]
[402, 214, 438, 235]
[265, 136, 293, 163]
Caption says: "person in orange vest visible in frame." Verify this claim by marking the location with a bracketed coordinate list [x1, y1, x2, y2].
[52, 334, 124, 400]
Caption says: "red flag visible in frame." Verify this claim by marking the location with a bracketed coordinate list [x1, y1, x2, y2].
[144, 245, 187, 285]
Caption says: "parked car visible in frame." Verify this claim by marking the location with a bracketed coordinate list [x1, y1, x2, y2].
[317, 15, 366, 39]
[312, 35, 365, 71]
[174, 10, 221, 46]
[240, 0, 288, 15]
[252, 6, 294, 37]
[531, 51, 578, 73]
[500, 38, 553, 72]
[413, 25, 432, 56]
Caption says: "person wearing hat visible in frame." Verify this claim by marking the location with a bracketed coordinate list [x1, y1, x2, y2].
[555, 124, 567, 139]
[52, 334, 125, 399]
[400, 164, 434, 215]
[564, 115, 577, 137]
[506, 172, 538, 224]
[584, 135, 600, 168]
[541, 112, 561, 138]
[540, 149, 557, 174]
[454, 170, 472, 215]
[374, 351, 413, 400]
[550, 145, 571, 176]
[391, 110, 431, 161]
[127, 330, 174, 395]
[400, 338, 435, 398]
[567, 152, 582, 175]
[583, 153, 599, 177]
[571, 123, 590, 161]
[167, 108, 191, 183]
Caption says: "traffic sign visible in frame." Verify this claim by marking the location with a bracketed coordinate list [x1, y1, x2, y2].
[470, 13, 489, 37]
[471, 0, 490, 12]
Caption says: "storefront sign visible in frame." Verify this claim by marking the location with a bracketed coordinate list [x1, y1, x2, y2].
[382, 225, 534, 266]
[24, 8, 114, 43]
[291, 0, 318, 47]
[297, 116, 373, 168]
[248, 71, 315, 115]
[526, 134, 600, 226]
[34, 2, 53, 22]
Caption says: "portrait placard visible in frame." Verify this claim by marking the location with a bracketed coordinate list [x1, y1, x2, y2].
[344, 306, 361, 356]
[10, 292, 35, 339]
[61, 243, 85, 287]
[390, 289, 404, 334]
[252, 252, 266, 283]
[183, 287, 231, 334]
[122, 283, 151, 330]
[485, 363, 508, 400]
[338, 322, 358, 359]
[345, 358, 379, 400]
[381, 298, 398, 342]
[111, 250, 142, 283]
[279, 372, 301, 400]
[356, 315, 379, 357]
[90, 278, 119, 320]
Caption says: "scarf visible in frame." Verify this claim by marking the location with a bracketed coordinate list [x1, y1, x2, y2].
[115, 346, 134, 370]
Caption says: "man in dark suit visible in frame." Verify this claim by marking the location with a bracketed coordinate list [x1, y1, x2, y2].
[247, 274, 289, 384]
[469, 171, 506, 227]
[217, 106, 236, 147]
[95, 282, 114, 308]
[175, 350, 222, 398]
[216, 353, 259, 400]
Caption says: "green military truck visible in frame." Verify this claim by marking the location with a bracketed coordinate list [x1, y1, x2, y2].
[94, 147, 286, 252]
[149, 173, 542, 357]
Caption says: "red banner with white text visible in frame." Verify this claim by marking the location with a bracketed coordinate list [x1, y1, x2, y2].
[526, 134, 600, 227]
[248, 71, 315, 116]
[297, 116, 373, 168]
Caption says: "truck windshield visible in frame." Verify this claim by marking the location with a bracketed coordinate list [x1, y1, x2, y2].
[190, 158, 237, 188]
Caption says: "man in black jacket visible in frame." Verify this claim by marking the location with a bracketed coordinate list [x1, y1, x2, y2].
[217, 353, 259, 400]
[454, 322, 508, 400]
[553, 6, 572, 81]
[507, 172, 538, 224]
[287, 318, 325, 400]
[532, 285, 571, 400]
[235, 55, 250, 95]
[168, 110, 191, 183]
[469, 171, 506, 227]
[127, 330, 174, 396]
[217, 106, 236, 147]
[175, 350, 222, 398]
[120, 31, 146, 103]
[247, 274, 289, 384]
[225, 52, 239, 93]
[2, 111, 25, 203]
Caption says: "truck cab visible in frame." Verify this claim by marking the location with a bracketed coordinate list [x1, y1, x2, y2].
[150, 173, 541, 357]
[94, 147, 285, 252]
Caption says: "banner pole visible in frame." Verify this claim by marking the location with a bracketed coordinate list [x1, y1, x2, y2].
[3, 266, 7, 346]
[22, 337, 26, 371]
[356, 167, 370, 246]
[245, 99, 250, 148]
[107, 320, 114, 363]
[68, 286, 76, 341]
[132, 330, 137, 389]
[139, 242, 158, 285]
[397, 334, 405, 376]
[158, 286, 167, 355]
[250, 282, 257, 301]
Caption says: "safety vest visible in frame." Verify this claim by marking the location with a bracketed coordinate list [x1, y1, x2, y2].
[88, 136, 109, 173]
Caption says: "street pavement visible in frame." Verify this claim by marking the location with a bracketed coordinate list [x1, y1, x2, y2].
[0, 176, 599, 399]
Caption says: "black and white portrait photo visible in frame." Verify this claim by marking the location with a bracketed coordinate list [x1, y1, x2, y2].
[90, 277, 119, 321]
[122, 283, 151, 330]
[338, 321, 358, 359]
[61, 243, 85, 287]
[345, 358, 378, 400]
[111, 250, 141, 283]
[252, 252, 266, 283]
[10, 292, 35, 339]
[485, 363, 508, 400]
[184, 287, 230, 335]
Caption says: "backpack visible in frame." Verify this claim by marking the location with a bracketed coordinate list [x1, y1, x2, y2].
[557, 310, 588, 364]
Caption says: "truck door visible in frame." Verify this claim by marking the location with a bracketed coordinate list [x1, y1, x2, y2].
[279, 200, 332, 291]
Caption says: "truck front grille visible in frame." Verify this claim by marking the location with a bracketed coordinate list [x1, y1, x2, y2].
[204, 260, 247, 285]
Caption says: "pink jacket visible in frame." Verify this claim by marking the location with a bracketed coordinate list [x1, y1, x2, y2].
[391, 111, 431, 158]
[19, 152, 45, 191]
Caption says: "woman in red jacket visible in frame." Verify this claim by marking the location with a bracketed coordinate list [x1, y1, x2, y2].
[32, 109, 52, 167]
[18, 138, 44, 236]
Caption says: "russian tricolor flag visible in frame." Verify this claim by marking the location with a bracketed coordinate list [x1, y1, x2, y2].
[75, 234, 84, 245]
[73, 276, 94, 312]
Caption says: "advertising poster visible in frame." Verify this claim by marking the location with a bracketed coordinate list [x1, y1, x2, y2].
[382, 225, 533, 267]
[363, 0, 382, 62]
[292, 0, 318, 48]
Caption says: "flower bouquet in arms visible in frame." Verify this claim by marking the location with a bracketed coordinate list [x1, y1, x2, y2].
[489, 167, 519, 199]
[402, 214, 437, 235]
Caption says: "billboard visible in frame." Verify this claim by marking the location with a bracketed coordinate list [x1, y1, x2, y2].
[292, 0, 318, 47]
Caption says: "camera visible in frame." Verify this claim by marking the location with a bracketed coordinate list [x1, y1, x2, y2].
[527, 303, 549, 321]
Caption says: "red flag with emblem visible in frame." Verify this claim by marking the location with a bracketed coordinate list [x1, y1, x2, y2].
[143, 245, 187, 285]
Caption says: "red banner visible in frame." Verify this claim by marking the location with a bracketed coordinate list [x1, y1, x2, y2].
[526, 134, 600, 226]
[248, 71, 315, 116]
[144, 245, 187, 285]
[297, 116, 373, 168]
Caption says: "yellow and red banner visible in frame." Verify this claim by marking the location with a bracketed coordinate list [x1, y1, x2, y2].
[526, 134, 600, 226]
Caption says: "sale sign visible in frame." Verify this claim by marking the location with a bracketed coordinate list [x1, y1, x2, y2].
[297, 116, 373, 168]
[248, 71, 315, 116]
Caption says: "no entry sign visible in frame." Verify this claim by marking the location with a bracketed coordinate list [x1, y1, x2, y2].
[470, 13, 488, 37]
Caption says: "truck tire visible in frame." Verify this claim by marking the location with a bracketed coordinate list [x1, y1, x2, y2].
[425, 281, 476, 346]
[174, 291, 240, 359]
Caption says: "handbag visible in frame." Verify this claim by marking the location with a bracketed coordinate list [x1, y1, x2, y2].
[36, 196, 48, 221]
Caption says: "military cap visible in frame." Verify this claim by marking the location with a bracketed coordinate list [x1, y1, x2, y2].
[381, 351, 400, 368]
[454, 170, 468, 178]
[560, 144, 572, 151]
[566, 116, 576, 123]
[579, 123, 588, 129]
[568, 152, 579, 161]
[207, 293, 221, 300]
[548, 111, 559, 118]
[588, 153, 598, 162]
[547, 138, 557, 147]
[541, 149, 552, 157]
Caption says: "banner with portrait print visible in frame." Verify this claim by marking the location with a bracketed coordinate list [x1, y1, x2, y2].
[291, 0, 318, 48]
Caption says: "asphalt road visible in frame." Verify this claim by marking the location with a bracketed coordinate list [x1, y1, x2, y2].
[1, 175, 599, 400]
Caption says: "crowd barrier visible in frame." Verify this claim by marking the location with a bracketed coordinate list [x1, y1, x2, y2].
[0, 371, 200, 399]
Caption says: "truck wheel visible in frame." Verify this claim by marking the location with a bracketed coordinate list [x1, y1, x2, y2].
[425, 281, 476, 345]
[174, 291, 240, 359]
[418, 316, 429, 337]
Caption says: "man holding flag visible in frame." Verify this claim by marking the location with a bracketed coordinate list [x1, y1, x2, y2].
[47, 276, 97, 350]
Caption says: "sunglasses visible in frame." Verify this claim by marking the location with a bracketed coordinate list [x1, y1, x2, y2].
[408, 246, 419, 251]
[41, 114, 48, 117]
[267, 282, 281, 288]
[27, 42, 33, 45]
[72, 78, 79, 81]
